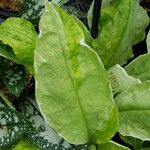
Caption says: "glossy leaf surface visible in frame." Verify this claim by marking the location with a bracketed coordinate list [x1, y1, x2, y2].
[35, 2, 118, 144]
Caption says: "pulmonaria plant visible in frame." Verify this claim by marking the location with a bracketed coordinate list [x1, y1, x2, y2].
[0, 0, 149, 150]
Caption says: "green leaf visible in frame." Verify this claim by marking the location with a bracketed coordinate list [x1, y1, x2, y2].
[98, 141, 130, 150]
[0, 42, 16, 62]
[120, 135, 143, 149]
[19, 0, 45, 24]
[147, 31, 150, 52]
[107, 64, 141, 96]
[12, 141, 39, 150]
[19, 0, 69, 25]
[73, 16, 93, 47]
[125, 53, 150, 81]
[20, 96, 88, 150]
[0, 17, 37, 74]
[89, 0, 149, 69]
[35, 2, 118, 144]
[2, 64, 26, 97]
[0, 97, 33, 147]
[51, 0, 70, 5]
[115, 81, 150, 141]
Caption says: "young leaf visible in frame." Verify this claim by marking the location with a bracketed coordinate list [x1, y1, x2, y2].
[98, 141, 130, 150]
[20, 96, 88, 150]
[125, 53, 150, 81]
[0, 17, 37, 74]
[89, 0, 149, 69]
[35, 2, 118, 144]
[107, 64, 141, 95]
[0, 97, 33, 147]
[115, 81, 150, 141]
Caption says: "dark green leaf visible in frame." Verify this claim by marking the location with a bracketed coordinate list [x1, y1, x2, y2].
[0, 96, 33, 147]
[2, 64, 26, 97]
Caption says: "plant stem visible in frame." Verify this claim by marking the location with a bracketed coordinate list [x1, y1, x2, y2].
[91, 0, 102, 39]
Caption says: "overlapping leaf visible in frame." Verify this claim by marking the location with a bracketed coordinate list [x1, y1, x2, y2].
[108, 64, 141, 96]
[98, 141, 129, 150]
[0, 96, 33, 148]
[88, 0, 149, 69]
[125, 53, 150, 81]
[0, 17, 37, 74]
[20, 96, 88, 150]
[35, 2, 118, 144]
[116, 81, 150, 141]
[2, 64, 26, 97]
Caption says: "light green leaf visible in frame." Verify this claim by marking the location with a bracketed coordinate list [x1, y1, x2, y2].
[116, 81, 150, 141]
[0, 17, 37, 74]
[20, 96, 88, 150]
[89, 0, 149, 69]
[73, 16, 93, 47]
[98, 141, 130, 150]
[107, 64, 141, 95]
[12, 141, 39, 150]
[0, 97, 33, 147]
[125, 53, 150, 81]
[35, 2, 118, 144]
[147, 31, 150, 52]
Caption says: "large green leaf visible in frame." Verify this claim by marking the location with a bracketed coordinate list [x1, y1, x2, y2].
[125, 53, 150, 81]
[115, 81, 150, 141]
[107, 64, 141, 96]
[35, 2, 118, 144]
[89, 0, 149, 69]
[0, 17, 37, 74]
[20, 96, 87, 150]
[98, 141, 130, 150]
[0, 96, 33, 147]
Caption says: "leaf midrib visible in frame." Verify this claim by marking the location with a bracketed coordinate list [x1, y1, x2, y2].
[50, 6, 89, 137]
